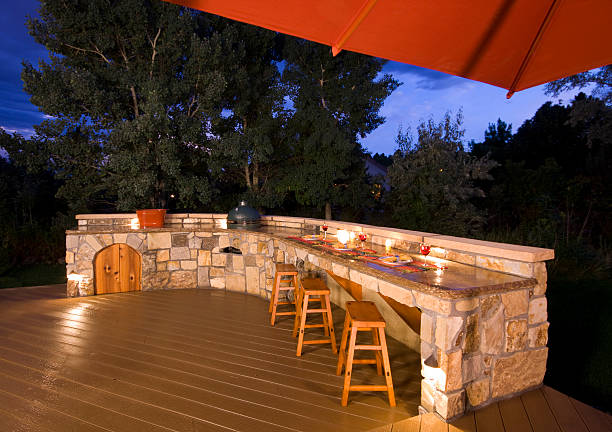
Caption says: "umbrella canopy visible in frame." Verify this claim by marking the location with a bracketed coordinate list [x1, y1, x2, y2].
[165, 0, 611, 97]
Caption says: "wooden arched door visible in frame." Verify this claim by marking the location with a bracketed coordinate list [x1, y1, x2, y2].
[94, 244, 141, 294]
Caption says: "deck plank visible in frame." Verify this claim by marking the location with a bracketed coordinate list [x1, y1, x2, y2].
[420, 412, 447, 432]
[0, 389, 109, 432]
[541, 386, 589, 432]
[0, 288, 418, 431]
[475, 403, 505, 432]
[390, 414, 421, 432]
[520, 388, 561, 432]
[2, 287, 611, 432]
[570, 397, 612, 432]
[498, 396, 533, 432]
[449, 411, 476, 432]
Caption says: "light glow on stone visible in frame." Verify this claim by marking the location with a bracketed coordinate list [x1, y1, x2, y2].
[130, 217, 140, 229]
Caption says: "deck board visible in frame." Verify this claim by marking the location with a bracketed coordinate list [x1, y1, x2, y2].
[521, 389, 561, 432]
[570, 397, 612, 432]
[475, 403, 505, 432]
[1, 285, 610, 432]
[542, 386, 589, 432]
[0, 286, 418, 431]
[449, 411, 476, 432]
[498, 396, 532, 431]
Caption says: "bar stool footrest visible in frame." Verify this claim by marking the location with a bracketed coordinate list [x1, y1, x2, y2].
[349, 385, 389, 392]
[303, 339, 333, 345]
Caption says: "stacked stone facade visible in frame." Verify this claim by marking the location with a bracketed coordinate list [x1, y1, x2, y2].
[67, 213, 553, 421]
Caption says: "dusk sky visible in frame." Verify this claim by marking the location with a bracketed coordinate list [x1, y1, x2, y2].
[1, 1, 583, 155]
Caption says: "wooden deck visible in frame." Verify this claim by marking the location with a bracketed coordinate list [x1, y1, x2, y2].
[0, 285, 610, 432]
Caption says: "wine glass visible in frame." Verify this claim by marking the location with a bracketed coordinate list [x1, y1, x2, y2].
[420, 243, 431, 265]
[358, 232, 367, 249]
[322, 223, 328, 239]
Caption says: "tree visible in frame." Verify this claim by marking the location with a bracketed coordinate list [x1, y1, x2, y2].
[208, 21, 288, 209]
[483, 94, 612, 247]
[387, 112, 497, 236]
[281, 39, 399, 219]
[545, 65, 611, 106]
[19, 0, 234, 210]
[470, 119, 512, 161]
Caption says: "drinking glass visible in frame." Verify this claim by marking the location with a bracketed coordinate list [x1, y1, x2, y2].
[420, 243, 431, 264]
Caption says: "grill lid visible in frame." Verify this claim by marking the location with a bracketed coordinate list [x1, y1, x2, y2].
[227, 201, 261, 224]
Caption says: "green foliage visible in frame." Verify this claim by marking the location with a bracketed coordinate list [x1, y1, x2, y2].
[387, 112, 497, 236]
[209, 22, 288, 208]
[20, 0, 232, 209]
[371, 152, 393, 167]
[280, 39, 399, 216]
[0, 138, 68, 277]
[545, 64, 611, 105]
[0, 264, 66, 289]
[478, 94, 612, 253]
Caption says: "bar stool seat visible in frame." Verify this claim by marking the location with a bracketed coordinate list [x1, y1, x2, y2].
[269, 263, 298, 326]
[292, 278, 337, 356]
[336, 301, 395, 407]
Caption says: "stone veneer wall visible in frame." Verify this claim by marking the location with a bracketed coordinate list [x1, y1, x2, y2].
[67, 213, 553, 421]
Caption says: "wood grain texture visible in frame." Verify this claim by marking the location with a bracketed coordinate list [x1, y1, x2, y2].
[498, 396, 533, 432]
[542, 386, 589, 432]
[95, 244, 141, 294]
[449, 411, 477, 432]
[1, 286, 610, 432]
[570, 396, 612, 432]
[475, 403, 505, 432]
[521, 388, 561, 432]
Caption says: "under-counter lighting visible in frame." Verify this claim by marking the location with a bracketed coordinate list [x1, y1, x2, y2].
[385, 239, 393, 252]
[67, 273, 84, 283]
[67, 273, 91, 293]
[218, 219, 228, 229]
[130, 217, 140, 229]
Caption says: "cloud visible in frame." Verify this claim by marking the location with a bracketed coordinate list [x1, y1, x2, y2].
[0, 0, 48, 138]
[1, 125, 35, 137]
[383, 61, 466, 91]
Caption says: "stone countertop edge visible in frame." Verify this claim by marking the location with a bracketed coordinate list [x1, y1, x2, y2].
[66, 226, 537, 300]
[279, 236, 537, 300]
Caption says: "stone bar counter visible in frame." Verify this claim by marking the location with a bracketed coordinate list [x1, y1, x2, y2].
[66, 213, 554, 421]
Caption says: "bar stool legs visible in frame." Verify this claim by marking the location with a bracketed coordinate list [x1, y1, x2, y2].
[336, 301, 395, 407]
[292, 278, 337, 356]
[269, 264, 298, 326]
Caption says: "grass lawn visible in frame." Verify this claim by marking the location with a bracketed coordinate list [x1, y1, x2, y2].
[545, 277, 612, 413]
[0, 263, 66, 289]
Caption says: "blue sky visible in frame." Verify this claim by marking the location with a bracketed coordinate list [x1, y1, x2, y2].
[1, 1, 582, 155]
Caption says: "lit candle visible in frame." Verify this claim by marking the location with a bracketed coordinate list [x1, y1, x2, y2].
[337, 229, 349, 246]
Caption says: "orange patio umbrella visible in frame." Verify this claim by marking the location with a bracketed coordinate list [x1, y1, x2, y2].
[165, 0, 611, 97]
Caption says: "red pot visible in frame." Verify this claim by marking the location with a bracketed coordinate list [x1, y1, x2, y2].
[136, 209, 166, 228]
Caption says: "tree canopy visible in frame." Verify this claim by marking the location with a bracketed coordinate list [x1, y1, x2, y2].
[387, 112, 496, 236]
[18, 0, 235, 209]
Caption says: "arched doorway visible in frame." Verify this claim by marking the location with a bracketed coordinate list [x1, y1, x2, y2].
[94, 243, 141, 294]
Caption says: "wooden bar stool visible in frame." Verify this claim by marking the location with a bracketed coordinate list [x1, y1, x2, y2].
[269, 263, 298, 326]
[292, 278, 337, 356]
[336, 301, 395, 407]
